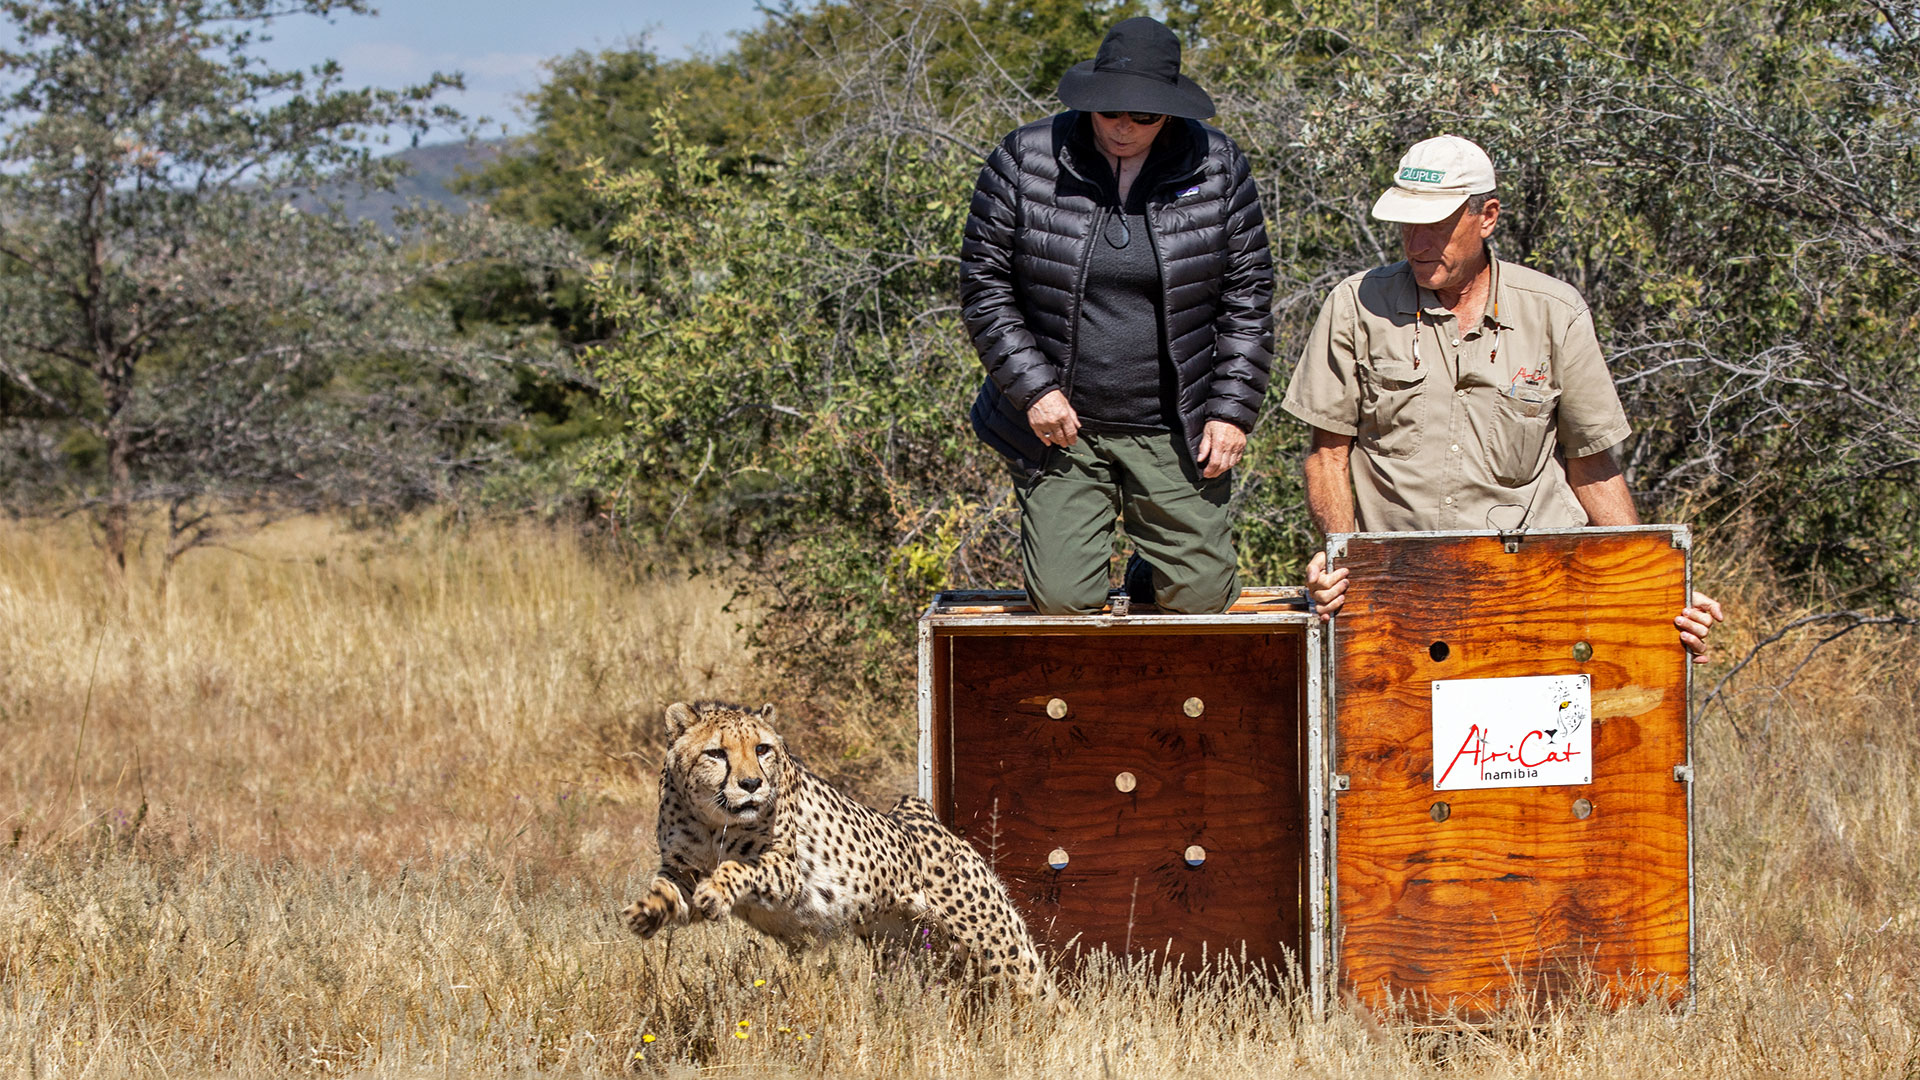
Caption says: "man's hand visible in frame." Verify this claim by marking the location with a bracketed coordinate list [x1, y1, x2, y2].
[1026, 389, 1080, 448]
[1677, 591, 1723, 664]
[1306, 550, 1348, 621]
[1197, 420, 1247, 479]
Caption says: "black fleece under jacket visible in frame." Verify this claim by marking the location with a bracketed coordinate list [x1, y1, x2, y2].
[960, 111, 1275, 474]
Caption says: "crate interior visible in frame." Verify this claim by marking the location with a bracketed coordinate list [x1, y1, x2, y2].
[932, 627, 1308, 971]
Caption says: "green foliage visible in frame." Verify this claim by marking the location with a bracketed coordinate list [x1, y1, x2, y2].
[582, 104, 1005, 691]
[0, 0, 585, 575]
[556, 0, 1920, 693]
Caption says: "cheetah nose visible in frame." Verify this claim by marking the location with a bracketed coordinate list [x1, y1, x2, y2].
[737, 777, 763, 793]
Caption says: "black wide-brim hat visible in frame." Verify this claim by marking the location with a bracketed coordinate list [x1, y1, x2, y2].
[1056, 17, 1215, 120]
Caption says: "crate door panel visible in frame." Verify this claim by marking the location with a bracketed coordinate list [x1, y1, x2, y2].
[1331, 530, 1690, 1017]
[946, 632, 1304, 970]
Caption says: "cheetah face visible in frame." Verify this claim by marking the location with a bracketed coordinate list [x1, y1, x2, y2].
[665, 701, 788, 828]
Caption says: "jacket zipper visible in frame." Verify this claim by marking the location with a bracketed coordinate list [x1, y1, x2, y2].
[1059, 131, 1206, 412]
[1061, 204, 1100, 403]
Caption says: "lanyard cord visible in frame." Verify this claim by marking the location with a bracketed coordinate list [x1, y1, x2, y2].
[1411, 293, 1501, 372]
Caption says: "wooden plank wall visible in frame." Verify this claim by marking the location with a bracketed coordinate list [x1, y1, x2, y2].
[1331, 530, 1690, 1018]
[942, 631, 1306, 971]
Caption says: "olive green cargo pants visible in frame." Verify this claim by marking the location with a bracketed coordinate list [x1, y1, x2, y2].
[1013, 430, 1239, 615]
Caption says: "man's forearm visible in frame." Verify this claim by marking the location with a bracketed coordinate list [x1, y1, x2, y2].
[1567, 449, 1640, 526]
[1305, 429, 1357, 535]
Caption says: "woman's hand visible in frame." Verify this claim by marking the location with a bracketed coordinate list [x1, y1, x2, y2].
[1197, 420, 1246, 479]
[1026, 390, 1081, 448]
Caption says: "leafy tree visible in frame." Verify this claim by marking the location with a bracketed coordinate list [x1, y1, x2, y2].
[576, 0, 1920, 697]
[0, 0, 581, 586]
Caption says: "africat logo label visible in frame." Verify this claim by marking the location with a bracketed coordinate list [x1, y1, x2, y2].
[1430, 674, 1593, 790]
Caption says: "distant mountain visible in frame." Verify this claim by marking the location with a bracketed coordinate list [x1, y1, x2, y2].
[295, 140, 508, 229]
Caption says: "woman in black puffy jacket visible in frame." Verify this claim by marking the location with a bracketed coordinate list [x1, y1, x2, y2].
[960, 16, 1275, 615]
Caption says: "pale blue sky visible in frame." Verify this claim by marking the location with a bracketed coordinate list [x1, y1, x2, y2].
[250, 1, 774, 138]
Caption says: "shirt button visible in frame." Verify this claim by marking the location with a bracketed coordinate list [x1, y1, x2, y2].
[1450, 444, 1461, 453]
[1455, 389, 1466, 398]
[1451, 338, 1460, 346]
[1444, 496, 1455, 505]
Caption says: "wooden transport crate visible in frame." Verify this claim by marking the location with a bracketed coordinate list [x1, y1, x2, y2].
[919, 525, 1694, 1020]
[1327, 525, 1694, 1019]
[917, 588, 1328, 989]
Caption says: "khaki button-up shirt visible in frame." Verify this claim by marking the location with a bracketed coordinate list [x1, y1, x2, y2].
[1282, 256, 1631, 532]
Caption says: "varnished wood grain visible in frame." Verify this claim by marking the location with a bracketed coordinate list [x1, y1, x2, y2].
[1332, 530, 1690, 1018]
[940, 631, 1306, 971]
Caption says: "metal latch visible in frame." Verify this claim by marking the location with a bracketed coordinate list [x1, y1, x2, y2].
[1332, 774, 1351, 791]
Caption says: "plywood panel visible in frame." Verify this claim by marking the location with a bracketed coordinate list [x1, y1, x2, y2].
[944, 632, 1305, 970]
[1331, 530, 1690, 1018]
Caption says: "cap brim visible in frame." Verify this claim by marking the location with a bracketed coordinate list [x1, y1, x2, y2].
[1057, 62, 1215, 119]
[1370, 187, 1471, 224]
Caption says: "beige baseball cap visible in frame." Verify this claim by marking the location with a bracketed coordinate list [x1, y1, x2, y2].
[1370, 135, 1497, 224]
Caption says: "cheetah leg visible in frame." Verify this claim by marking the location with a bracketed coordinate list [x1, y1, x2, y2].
[690, 852, 803, 922]
[927, 885, 1055, 1000]
[623, 872, 695, 939]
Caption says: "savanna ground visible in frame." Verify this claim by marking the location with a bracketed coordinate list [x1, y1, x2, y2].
[0, 516, 1914, 1077]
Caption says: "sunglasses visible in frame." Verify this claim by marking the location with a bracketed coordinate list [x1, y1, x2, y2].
[1097, 111, 1167, 125]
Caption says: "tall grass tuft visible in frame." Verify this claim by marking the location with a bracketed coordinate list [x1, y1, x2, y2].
[2, 515, 1916, 1075]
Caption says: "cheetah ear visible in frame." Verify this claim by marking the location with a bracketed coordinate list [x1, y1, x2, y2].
[665, 702, 696, 742]
[758, 703, 777, 724]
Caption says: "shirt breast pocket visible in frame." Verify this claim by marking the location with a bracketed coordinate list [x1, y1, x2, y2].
[1482, 388, 1561, 487]
[1356, 359, 1428, 460]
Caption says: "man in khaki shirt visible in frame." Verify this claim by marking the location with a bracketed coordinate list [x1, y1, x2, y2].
[1283, 135, 1721, 659]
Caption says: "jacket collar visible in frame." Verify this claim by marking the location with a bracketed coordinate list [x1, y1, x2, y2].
[1052, 111, 1206, 200]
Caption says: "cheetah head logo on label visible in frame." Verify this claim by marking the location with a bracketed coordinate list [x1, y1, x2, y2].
[1544, 674, 1590, 742]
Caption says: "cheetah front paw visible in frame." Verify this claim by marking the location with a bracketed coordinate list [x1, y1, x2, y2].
[691, 880, 735, 922]
[623, 893, 680, 939]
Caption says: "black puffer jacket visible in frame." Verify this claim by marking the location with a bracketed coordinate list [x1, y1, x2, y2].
[961, 111, 1274, 474]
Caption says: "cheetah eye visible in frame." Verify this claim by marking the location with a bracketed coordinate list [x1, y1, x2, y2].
[702, 748, 728, 761]
[756, 743, 774, 756]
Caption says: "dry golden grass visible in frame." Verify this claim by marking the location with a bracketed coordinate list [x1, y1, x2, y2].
[2, 514, 1916, 1077]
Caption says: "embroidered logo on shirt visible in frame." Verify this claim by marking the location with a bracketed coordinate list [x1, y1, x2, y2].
[1507, 364, 1549, 395]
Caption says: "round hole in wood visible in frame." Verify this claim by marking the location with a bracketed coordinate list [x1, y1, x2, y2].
[1429, 641, 1450, 662]
[1572, 797, 1594, 820]
[1429, 801, 1451, 823]
[1046, 697, 1068, 719]
[1183, 845, 1207, 868]
[1183, 696, 1205, 718]
[1047, 848, 1069, 870]
[1114, 771, 1137, 794]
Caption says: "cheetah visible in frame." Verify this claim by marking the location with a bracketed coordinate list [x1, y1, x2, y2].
[622, 700, 1053, 998]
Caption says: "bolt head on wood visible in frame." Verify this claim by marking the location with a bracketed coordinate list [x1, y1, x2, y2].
[1114, 771, 1137, 793]
[1182, 696, 1204, 717]
[1046, 697, 1068, 719]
